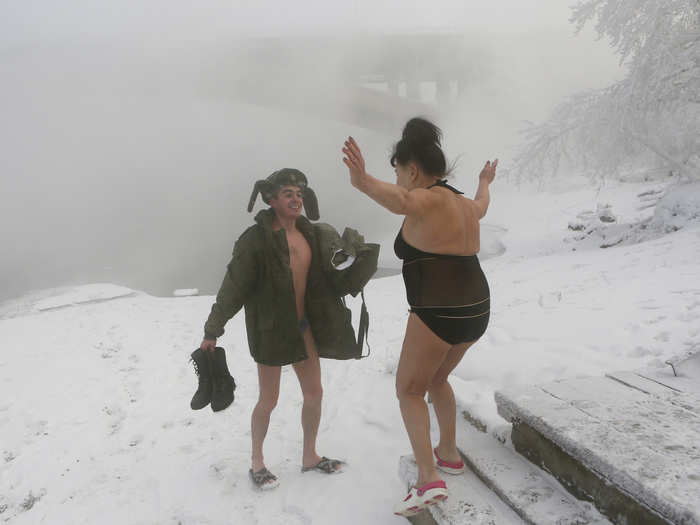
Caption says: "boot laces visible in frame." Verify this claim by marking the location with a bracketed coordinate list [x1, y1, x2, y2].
[189, 357, 201, 377]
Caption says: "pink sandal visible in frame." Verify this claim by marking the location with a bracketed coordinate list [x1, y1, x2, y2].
[393, 480, 448, 517]
[434, 447, 465, 475]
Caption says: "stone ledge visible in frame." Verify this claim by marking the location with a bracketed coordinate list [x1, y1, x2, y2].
[496, 375, 700, 525]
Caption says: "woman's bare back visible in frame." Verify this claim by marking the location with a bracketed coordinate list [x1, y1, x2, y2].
[402, 186, 481, 256]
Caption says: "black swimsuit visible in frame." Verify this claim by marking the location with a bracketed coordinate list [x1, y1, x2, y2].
[394, 180, 490, 345]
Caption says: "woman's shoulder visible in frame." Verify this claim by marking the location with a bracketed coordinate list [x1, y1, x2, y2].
[425, 185, 472, 209]
[423, 190, 480, 228]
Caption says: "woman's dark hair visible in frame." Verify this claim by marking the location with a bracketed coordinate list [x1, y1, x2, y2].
[390, 117, 448, 177]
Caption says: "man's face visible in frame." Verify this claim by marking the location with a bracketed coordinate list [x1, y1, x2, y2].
[269, 184, 304, 220]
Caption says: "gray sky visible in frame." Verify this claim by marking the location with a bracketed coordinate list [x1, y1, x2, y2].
[0, 1, 622, 300]
[2, 1, 576, 46]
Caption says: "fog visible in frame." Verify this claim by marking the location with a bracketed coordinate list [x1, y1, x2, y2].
[0, 1, 623, 301]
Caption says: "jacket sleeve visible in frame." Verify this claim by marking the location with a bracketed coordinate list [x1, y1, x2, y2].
[203, 233, 258, 339]
[314, 223, 380, 297]
[336, 227, 380, 297]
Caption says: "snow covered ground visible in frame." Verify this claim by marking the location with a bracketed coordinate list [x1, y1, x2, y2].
[2, 178, 699, 524]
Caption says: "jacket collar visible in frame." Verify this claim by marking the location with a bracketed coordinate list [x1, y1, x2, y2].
[254, 208, 314, 237]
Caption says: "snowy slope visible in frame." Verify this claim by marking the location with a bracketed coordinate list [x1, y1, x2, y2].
[1, 179, 699, 524]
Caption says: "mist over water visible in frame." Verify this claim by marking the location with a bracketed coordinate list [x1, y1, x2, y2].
[0, 2, 622, 301]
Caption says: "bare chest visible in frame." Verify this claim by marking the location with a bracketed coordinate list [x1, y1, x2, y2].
[286, 231, 312, 272]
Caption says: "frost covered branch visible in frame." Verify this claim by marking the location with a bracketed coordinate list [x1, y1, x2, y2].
[514, 0, 700, 183]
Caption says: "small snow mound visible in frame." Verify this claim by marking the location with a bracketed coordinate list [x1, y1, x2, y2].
[566, 182, 700, 250]
[34, 284, 135, 311]
[596, 203, 617, 223]
[0, 284, 136, 319]
[652, 182, 700, 232]
[173, 288, 199, 297]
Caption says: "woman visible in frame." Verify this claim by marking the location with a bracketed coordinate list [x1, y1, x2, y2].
[342, 118, 497, 517]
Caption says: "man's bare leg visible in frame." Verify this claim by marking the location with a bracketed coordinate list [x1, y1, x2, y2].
[251, 363, 281, 472]
[292, 329, 326, 469]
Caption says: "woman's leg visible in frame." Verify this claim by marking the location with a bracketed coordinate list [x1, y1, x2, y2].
[428, 340, 476, 465]
[395, 313, 452, 486]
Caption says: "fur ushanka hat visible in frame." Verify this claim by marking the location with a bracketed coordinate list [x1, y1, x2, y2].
[247, 168, 320, 221]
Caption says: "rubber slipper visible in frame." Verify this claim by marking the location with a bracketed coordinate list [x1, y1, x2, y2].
[301, 456, 344, 474]
[249, 467, 279, 490]
[434, 447, 465, 475]
[393, 480, 448, 517]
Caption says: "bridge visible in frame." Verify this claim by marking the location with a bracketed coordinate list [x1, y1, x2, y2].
[198, 31, 482, 132]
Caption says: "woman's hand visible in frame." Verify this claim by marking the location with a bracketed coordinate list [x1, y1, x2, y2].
[342, 136, 369, 191]
[479, 159, 498, 184]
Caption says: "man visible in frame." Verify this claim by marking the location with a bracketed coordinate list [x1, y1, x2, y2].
[200, 168, 378, 490]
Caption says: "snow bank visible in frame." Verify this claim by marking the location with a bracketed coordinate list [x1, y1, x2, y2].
[652, 181, 700, 232]
[0, 284, 136, 320]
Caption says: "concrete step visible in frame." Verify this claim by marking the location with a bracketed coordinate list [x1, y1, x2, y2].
[454, 415, 610, 525]
[659, 350, 700, 392]
[495, 374, 700, 525]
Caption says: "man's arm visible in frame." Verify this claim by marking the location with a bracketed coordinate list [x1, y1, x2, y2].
[202, 234, 258, 342]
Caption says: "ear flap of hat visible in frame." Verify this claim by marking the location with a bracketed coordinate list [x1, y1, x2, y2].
[303, 187, 320, 221]
[247, 180, 268, 213]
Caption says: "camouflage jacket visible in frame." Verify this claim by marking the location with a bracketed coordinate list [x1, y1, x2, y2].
[204, 209, 379, 366]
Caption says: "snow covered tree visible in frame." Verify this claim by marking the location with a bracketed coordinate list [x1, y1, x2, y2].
[514, 0, 700, 183]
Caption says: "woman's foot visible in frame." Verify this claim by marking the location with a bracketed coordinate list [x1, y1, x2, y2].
[433, 447, 465, 475]
[393, 480, 448, 517]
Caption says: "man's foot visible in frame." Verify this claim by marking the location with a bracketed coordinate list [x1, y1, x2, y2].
[393, 480, 448, 517]
[249, 467, 280, 490]
[301, 456, 344, 474]
[434, 447, 465, 475]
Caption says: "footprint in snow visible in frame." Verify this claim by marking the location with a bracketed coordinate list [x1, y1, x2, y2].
[282, 504, 313, 525]
[179, 444, 195, 455]
[27, 420, 48, 437]
[628, 346, 655, 358]
[485, 327, 512, 346]
[102, 405, 126, 435]
[209, 459, 234, 481]
[654, 331, 671, 342]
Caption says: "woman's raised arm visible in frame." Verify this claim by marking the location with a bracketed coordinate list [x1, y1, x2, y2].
[342, 136, 439, 216]
[472, 159, 498, 219]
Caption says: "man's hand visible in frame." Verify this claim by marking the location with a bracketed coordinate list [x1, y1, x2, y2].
[479, 159, 498, 184]
[200, 338, 216, 352]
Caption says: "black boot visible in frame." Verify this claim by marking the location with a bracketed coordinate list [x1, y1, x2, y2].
[189, 348, 213, 410]
[210, 347, 236, 412]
